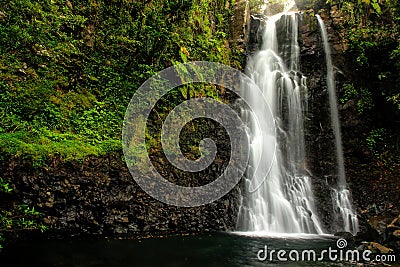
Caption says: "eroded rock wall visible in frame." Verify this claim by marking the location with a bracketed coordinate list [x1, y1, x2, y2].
[0, 152, 240, 237]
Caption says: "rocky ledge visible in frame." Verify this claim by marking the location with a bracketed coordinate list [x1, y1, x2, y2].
[0, 152, 240, 238]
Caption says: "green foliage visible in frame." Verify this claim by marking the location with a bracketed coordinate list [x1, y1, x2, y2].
[0, 177, 48, 252]
[340, 83, 373, 114]
[387, 93, 400, 110]
[1, 205, 48, 232]
[325, 0, 399, 70]
[356, 88, 373, 113]
[0, 178, 13, 194]
[340, 83, 358, 104]
[0, 0, 241, 164]
[347, 27, 380, 67]
[249, 0, 266, 10]
[330, 0, 400, 174]
[326, 0, 383, 22]
[296, 0, 329, 11]
[390, 43, 400, 68]
[366, 128, 387, 153]
[0, 130, 122, 166]
[366, 128, 400, 167]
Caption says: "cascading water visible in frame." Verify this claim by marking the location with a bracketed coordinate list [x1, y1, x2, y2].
[237, 12, 324, 234]
[316, 15, 359, 235]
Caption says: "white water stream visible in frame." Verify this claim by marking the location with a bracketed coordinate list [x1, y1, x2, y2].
[237, 12, 359, 235]
[237, 12, 324, 234]
[316, 15, 359, 235]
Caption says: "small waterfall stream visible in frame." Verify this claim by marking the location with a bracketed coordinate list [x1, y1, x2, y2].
[316, 15, 359, 235]
[237, 12, 324, 234]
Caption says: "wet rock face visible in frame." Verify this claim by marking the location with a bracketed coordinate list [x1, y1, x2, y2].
[0, 152, 240, 237]
[231, 0, 250, 49]
[247, 13, 265, 53]
[298, 12, 337, 180]
[355, 214, 400, 253]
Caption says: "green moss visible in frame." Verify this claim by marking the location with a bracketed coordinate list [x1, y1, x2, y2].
[0, 131, 121, 166]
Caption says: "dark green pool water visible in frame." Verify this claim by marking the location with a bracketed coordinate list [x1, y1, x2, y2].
[0, 232, 355, 267]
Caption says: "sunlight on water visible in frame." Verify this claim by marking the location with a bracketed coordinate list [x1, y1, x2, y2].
[231, 231, 335, 239]
[260, 0, 297, 14]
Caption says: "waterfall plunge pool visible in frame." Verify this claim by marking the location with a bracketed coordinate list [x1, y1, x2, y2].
[0, 232, 360, 267]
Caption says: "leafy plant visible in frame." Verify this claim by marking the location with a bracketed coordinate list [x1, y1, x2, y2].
[0, 178, 13, 194]
[366, 128, 387, 154]
[340, 83, 373, 114]
[0, 177, 48, 252]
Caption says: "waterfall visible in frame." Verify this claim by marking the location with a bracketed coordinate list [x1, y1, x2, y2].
[316, 15, 359, 235]
[237, 12, 324, 234]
